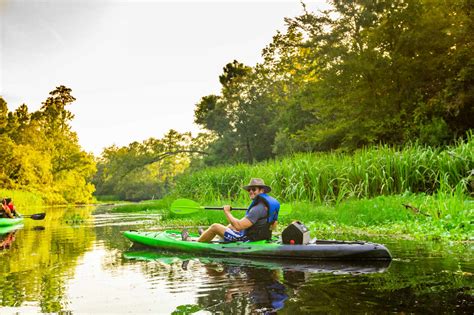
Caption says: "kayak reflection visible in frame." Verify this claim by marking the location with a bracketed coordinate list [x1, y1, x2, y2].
[0, 223, 23, 235]
[123, 249, 391, 314]
[0, 225, 22, 250]
[123, 249, 391, 275]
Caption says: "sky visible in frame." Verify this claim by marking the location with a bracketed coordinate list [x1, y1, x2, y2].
[1, 0, 329, 156]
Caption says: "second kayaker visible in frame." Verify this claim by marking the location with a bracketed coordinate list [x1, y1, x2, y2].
[1, 198, 17, 218]
[194, 178, 280, 243]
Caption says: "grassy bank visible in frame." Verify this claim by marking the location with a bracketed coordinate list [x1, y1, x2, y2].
[173, 133, 473, 204]
[112, 190, 472, 242]
[110, 198, 172, 213]
[294, 192, 472, 242]
[112, 134, 473, 242]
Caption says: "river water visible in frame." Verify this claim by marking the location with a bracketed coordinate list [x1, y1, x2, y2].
[0, 205, 472, 314]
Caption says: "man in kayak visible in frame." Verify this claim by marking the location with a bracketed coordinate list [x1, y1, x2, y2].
[1, 198, 17, 218]
[194, 178, 280, 243]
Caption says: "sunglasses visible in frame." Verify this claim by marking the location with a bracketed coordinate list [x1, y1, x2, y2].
[247, 187, 259, 192]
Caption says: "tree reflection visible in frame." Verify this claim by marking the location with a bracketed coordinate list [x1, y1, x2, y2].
[0, 207, 95, 313]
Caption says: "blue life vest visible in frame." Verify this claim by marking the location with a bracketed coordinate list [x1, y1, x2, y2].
[246, 193, 280, 223]
[244, 193, 280, 241]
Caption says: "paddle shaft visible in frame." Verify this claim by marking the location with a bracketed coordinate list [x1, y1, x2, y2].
[204, 207, 247, 210]
[20, 213, 46, 220]
[170, 198, 292, 216]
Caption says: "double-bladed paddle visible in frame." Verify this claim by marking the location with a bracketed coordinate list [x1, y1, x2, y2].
[170, 198, 292, 216]
[20, 213, 46, 220]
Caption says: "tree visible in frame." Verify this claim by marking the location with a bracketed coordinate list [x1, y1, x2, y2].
[34, 86, 96, 203]
[263, 0, 474, 151]
[0, 87, 96, 203]
[93, 130, 196, 200]
[194, 61, 279, 164]
[0, 97, 7, 131]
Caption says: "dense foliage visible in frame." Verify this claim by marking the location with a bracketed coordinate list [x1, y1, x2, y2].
[173, 132, 473, 204]
[194, 0, 473, 164]
[0, 86, 96, 204]
[92, 130, 207, 201]
[93, 0, 473, 200]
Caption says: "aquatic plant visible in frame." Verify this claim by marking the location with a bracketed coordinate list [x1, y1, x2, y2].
[64, 214, 85, 225]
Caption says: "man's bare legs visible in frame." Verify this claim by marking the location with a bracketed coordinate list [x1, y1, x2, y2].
[197, 223, 227, 242]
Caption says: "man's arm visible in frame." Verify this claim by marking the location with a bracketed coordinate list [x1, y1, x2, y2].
[2, 205, 13, 218]
[223, 205, 253, 231]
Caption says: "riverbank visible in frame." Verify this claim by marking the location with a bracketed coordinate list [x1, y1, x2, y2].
[111, 191, 473, 242]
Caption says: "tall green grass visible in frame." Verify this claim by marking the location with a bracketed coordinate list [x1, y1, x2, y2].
[173, 132, 473, 205]
[94, 195, 121, 202]
[294, 185, 472, 241]
[120, 134, 472, 241]
[0, 189, 44, 209]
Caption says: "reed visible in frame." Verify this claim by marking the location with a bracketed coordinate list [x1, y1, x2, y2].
[174, 132, 473, 205]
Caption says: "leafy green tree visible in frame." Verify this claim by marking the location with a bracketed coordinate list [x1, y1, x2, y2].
[0, 86, 96, 203]
[0, 135, 17, 188]
[194, 61, 279, 164]
[93, 130, 195, 200]
[259, 19, 321, 154]
[0, 97, 7, 132]
[8, 144, 53, 189]
[30, 86, 96, 203]
[6, 104, 49, 149]
[194, 95, 228, 136]
[262, 0, 473, 151]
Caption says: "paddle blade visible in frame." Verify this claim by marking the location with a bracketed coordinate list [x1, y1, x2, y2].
[26, 213, 46, 220]
[170, 199, 202, 215]
[278, 204, 292, 217]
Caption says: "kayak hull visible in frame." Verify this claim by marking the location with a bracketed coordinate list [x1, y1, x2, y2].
[123, 230, 392, 261]
[0, 217, 24, 227]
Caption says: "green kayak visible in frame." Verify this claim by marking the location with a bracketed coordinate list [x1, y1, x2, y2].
[123, 230, 392, 261]
[0, 217, 24, 227]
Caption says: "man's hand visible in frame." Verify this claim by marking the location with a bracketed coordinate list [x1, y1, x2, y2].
[223, 205, 253, 231]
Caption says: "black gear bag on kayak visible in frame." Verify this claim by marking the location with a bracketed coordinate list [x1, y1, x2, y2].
[282, 221, 311, 245]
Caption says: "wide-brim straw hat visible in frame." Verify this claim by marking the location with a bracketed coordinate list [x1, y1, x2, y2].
[242, 178, 271, 193]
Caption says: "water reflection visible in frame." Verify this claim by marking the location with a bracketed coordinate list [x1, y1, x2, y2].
[123, 250, 391, 314]
[0, 207, 95, 313]
[124, 251, 290, 314]
[0, 225, 23, 250]
[0, 232, 16, 250]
